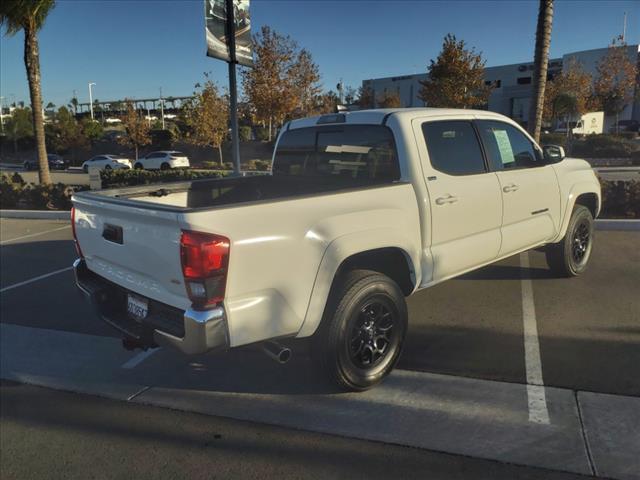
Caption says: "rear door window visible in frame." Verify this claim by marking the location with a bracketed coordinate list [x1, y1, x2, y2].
[421, 121, 486, 175]
[273, 125, 400, 182]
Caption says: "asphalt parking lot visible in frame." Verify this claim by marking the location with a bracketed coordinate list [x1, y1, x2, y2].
[1, 217, 639, 479]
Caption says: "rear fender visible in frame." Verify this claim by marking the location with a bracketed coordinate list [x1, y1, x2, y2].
[296, 228, 420, 338]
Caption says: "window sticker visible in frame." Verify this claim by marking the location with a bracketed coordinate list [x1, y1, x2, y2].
[492, 129, 515, 165]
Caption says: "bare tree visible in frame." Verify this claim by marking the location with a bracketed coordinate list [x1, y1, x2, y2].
[592, 36, 638, 133]
[119, 101, 151, 161]
[181, 78, 229, 166]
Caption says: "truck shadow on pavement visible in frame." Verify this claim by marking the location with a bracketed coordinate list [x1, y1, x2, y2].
[113, 321, 640, 398]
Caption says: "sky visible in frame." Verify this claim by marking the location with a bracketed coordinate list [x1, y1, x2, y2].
[1, 0, 638, 108]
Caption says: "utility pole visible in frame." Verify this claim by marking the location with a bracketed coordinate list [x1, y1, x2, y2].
[88, 82, 96, 120]
[226, 0, 241, 175]
[622, 11, 627, 42]
[159, 87, 165, 130]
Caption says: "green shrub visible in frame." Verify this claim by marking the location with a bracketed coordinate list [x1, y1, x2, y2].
[0, 174, 22, 208]
[201, 161, 223, 169]
[11, 172, 25, 185]
[245, 159, 271, 171]
[23, 183, 81, 210]
[571, 135, 639, 158]
[101, 168, 224, 189]
[255, 127, 270, 142]
[239, 125, 252, 142]
[610, 132, 638, 141]
[600, 179, 640, 218]
[540, 133, 567, 147]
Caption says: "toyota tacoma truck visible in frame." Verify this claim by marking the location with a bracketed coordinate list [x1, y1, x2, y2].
[72, 108, 601, 391]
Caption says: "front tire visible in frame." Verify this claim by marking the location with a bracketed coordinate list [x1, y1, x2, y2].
[545, 205, 594, 277]
[134, 163, 143, 170]
[313, 270, 407, 391]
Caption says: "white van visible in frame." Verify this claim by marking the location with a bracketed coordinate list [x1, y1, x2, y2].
[555, 112, 604, 136]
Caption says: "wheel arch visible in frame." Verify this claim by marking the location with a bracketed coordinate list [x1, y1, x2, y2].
[296, 231, 420, 338]
[554, 181, 601, 242]
[574, 192, 599, 218]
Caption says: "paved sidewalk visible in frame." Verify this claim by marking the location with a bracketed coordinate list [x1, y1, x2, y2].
[2, 323, 638, 479]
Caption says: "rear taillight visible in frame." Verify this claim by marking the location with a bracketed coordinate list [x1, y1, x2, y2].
[180, 230, 230, 308]
[71, 207, 83, 258]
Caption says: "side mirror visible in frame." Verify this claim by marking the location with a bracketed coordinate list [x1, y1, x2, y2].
[542, 144, 565, 163]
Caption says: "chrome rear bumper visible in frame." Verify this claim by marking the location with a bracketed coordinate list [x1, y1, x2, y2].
[73, 258, 228, 354]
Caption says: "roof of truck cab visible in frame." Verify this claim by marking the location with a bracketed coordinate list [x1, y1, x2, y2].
[287, 108, 513, 130]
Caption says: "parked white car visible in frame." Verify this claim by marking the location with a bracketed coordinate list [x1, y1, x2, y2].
[133, 151, 190, 170]
[82, 154, 132, 173]
[72, 108, 601, 391]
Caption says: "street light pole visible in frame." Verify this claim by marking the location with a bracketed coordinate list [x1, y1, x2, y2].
[88, 82, 96, 120]
[159, 87, 165, 130]
[226, 0, 241, 175]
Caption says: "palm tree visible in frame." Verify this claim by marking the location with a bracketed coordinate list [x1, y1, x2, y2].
[1, 0, 56, 185]
[527, 0, 554, 143]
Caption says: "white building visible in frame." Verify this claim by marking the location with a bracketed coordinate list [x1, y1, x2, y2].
[362, 45, 640, 129]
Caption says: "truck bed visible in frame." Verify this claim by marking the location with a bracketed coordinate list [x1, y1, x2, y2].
[77, 174, 394, 212]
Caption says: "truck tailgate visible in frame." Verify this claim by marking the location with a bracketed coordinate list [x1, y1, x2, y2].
[73, 196, 189, 310]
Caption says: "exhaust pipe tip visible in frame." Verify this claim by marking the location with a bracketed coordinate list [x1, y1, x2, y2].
[278, 347, 292, 364]
[262, 340, 292, 364]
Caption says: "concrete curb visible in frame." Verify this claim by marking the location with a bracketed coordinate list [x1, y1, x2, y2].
[595, 219, 640, 231]
[0, 209, 70, 220]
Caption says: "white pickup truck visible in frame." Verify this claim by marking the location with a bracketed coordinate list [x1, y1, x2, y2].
[72, 108, 601, 391]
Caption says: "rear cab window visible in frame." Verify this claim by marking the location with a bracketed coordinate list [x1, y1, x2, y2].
[273, 125, 400, 183]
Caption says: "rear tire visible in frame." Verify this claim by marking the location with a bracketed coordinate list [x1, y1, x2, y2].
[160, 162, 170, 170]
[545, 205, 594, 277]
[83, 165, 88, 173]
[134, 163, 143, 170]
[313, 269, 407, 391]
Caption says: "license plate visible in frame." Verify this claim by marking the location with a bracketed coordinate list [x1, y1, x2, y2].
[127, 294, 148, 321]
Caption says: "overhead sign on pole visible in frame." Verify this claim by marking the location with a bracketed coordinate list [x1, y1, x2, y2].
[205, 0, 253, 67]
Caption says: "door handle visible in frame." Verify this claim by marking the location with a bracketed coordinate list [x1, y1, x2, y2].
[435, 194, 458, 205]
[503, 184, 519, 193]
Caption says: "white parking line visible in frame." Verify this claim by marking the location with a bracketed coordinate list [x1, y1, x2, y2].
[0, 225, 70, 245]
[0, 266, 74, 293]
[121, 348, 161, 369]
[520, 252, 550, 425]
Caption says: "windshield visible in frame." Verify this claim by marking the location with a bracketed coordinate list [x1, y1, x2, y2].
[273, 124, 400, 182]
